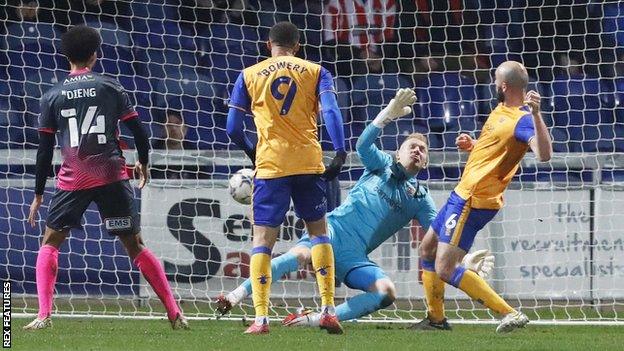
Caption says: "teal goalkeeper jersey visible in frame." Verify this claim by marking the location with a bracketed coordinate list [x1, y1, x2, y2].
[327, 123, 438, 255]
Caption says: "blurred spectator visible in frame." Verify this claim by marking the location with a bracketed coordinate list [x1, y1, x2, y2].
[69, 0, 132, 29]
[322, 0, 397, 76]
[2, 0, 71, 26]
[150, 111, 202, 179]
[178, 0, 259, 29]
[152, 111, 195, 150]
[16, 1, 38, 21]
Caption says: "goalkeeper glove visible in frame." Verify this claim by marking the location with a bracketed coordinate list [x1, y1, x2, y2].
[462, 249, 495, 279]
[372, 88, 417, 128]
[321, 150, 347, 181]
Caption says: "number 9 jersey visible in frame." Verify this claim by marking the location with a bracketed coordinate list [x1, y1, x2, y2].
[38, 68, 137, 191]
[228, 56, 334, 179]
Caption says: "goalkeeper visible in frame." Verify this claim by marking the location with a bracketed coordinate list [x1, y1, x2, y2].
[217, 89, 494, 326]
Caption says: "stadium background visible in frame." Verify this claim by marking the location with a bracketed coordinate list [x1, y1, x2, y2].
[0, 0, 623, 324]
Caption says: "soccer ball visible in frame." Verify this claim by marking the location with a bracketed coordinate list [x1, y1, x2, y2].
[228, 168, 254, 205]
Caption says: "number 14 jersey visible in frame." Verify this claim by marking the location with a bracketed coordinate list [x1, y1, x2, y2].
[228, 56, 336, 179]
[38, 68, 136, 191]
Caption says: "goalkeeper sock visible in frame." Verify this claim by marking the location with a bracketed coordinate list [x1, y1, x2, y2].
[310, 235, 335, 313]
[335, 292, 393, 321]
[450, 266, 515, 315]
[250, 246, 272, 318]
[134, 248, 181, 321]
[238, 252, 299, 302]
[35, 244, 58, 319]
[421, 259, 446, 322]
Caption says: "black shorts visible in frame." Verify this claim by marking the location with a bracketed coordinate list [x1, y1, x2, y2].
[46, 180, 140, 236]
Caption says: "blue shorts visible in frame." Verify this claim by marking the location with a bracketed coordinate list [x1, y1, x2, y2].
[431, 191, 498, 252]
[252, 174, 327, 227]
[296, 232, 388, 291]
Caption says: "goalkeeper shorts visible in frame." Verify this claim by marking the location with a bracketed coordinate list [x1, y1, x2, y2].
[431, 191, 498, 251]
[46, 180, 140, 236]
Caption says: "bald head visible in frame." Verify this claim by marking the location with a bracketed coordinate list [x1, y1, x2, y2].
[495, 61, 529, 105]
[495, 61, 529, 89]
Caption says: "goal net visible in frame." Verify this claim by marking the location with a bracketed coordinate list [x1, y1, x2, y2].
[1, 1, 623, 324]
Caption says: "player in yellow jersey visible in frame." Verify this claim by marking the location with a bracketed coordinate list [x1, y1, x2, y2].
[226, 22, 346, 335]
[412, 61, 553, 333]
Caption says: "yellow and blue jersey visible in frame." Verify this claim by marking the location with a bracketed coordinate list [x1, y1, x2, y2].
[229, 56, 335, 179]
[432, 103, 535, 251]
[455, 104, 536, 210]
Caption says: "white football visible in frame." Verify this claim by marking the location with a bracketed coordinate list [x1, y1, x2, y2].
[228, 168, 254, 205]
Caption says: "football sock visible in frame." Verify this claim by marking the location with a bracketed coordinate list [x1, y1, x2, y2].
[238, 252, 299, 301]
[250, 246, 272, 318]
[134, 248, 181, 321]
[35, 244, 58, 319]
[421, 258, 446, 322]
[310, 235, 335, 311]
[335, 292, 392, 321]
[450, 266, 515, 315]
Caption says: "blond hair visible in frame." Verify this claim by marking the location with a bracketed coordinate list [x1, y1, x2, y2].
[401, 133, 428, 150]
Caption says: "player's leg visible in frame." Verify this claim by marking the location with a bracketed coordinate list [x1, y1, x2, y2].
[284, 264, 395, 326]
[291, 175, 334, 310]
[25, 188, 91, 330]
[245, 177, 291, 333]
[434, 199, 527, 332]
[292, 174, 342, 333]
[217, 243, 311, 314]
[417, 212, 448, 327]
[94, 180, 188, 329]
[337, 265, 395, 321]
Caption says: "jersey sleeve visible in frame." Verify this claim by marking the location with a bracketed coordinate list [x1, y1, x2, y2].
[514, 114, 535, 144]
[316, 67, 336, 96]
[413, 190, 437, 231]
[37, 94, 57, 134]
[117, 86, 138, 122]
[318, 68, 345, 152]
[356, 123, 392, 172]
[229, 72, 252, 113]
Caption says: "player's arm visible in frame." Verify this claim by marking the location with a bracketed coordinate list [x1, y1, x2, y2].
[318, 67, 347, 180]
[123, 117, 149, 188]
[524, 90, 552, 162]
[116, 85, 149, 188]
[226, 73, 256, 166]
[356, 88, 416, 172]
[28, 98, 56, 227]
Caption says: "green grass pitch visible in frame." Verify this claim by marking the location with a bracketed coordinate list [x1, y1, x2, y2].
[9, 317, 624, 351]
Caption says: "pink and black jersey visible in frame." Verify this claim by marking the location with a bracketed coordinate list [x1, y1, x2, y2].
[38, 69, 137, 191]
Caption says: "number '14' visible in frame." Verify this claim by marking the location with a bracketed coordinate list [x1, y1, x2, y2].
[60, 105, 106, 147]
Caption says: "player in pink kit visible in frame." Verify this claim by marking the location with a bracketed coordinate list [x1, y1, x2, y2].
[23, 25, 188, 330]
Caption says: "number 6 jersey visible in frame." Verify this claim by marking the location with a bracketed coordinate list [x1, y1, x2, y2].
[228, 56, 335, 179]
[38, 68, 137, 191]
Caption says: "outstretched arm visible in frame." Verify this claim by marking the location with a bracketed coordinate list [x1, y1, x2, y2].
[357, 88, 417, 172]
[226, 73, 256, 165]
